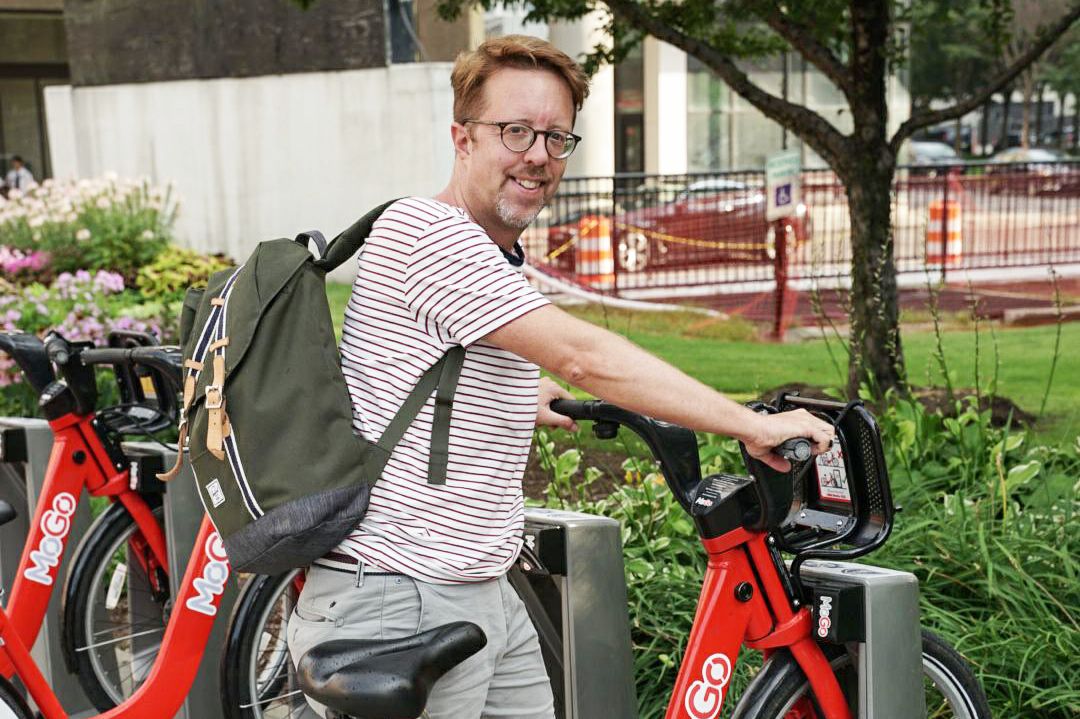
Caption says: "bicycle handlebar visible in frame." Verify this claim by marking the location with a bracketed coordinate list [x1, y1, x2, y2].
[80, 347, 183, 390]
[550, 399, 704, 513]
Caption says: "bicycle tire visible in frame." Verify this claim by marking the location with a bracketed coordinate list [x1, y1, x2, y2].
[221, 570, 314, 719]
[0, 677, 33, 719]
[740, 629, 991, 719]
[61, 499, 169, 711]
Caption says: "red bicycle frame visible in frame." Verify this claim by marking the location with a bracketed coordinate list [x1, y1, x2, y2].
[0, 409, 230, 718]
[665, 528, 851, 719]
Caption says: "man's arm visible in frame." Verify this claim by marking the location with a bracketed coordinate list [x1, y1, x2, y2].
[484, 304, 834, 470]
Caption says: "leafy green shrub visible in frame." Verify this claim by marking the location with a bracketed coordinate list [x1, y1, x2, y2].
[539, 397, 1078, 718]
[136, 245, 232, 302]
[0, 175, 176, 284]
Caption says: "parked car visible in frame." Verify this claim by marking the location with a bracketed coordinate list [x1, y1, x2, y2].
[902, 141, 961, 175]
[985, 147, 1078, 195]
[545, 178, 811, 273]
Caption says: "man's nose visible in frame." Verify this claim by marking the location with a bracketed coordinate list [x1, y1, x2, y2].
[523, 137, 550, 166]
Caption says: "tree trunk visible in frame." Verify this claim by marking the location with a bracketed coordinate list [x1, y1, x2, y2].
[1073, 92, 1079, 152]
[1000, 88, 1012, 150]
[1057, 92, 1067, 149]
[846, 0, 904, 396]
[1021, 72, 1033, 149]
[845, 158, 904, 396]
[954, 115, 963, 154]
[981, 98, 992, 156]
[1034, 82, 1044, 144]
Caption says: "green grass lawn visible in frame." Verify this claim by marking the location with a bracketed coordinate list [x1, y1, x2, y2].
[327, 282, 1079, 446]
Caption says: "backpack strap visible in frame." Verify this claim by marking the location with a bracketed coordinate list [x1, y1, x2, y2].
[314, 199, 402, 273]
[427, 345, 466, 485]
[157, 266, 245, 482]
[366, 345, 467, 486]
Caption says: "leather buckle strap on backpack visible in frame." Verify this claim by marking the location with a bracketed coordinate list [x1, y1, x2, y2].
[204, 385, 224, 410]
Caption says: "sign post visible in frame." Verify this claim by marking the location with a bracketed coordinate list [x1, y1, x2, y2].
[765, 149, 802, 221]
[765, 150, 802, 340]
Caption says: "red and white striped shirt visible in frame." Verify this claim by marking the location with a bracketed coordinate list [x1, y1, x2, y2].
[333, 197, 550, 583]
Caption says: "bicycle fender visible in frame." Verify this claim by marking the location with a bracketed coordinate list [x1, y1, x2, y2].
[729, 649, 803, 718]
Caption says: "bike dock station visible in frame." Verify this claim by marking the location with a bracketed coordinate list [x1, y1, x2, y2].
[518, 507, 637, 719]
[801, 560, 927, 719]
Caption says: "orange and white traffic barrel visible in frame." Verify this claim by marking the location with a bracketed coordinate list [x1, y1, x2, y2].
[575, 215, 615, 289]
[926, 200, 962, 266]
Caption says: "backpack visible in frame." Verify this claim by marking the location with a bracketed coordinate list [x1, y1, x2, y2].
[159, 201, 466, 574]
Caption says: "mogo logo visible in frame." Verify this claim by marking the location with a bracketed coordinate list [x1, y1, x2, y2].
[818, 595, 834, 638]
[23, 492, 77, 586]
[185, 532, 230, 616]
[684, 652, 732, 719]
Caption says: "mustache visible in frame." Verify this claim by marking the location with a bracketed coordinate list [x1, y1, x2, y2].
[513, 167, 552, 182]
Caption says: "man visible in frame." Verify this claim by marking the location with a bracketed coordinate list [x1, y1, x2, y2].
[4, 156, 35, 193]
[287, 35, 834, 719]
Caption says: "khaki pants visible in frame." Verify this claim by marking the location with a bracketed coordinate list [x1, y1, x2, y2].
[287, 564, 556, 719]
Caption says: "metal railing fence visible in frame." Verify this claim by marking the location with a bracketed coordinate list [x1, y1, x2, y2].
[522, 161, 1080, 296]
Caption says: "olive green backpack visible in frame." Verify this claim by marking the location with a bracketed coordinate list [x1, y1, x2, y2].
[159, 202, 465, 574]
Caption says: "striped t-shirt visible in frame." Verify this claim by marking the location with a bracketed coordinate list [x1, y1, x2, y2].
[331, 197, 550, 583]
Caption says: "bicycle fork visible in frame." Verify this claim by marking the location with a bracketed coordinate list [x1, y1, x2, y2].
[666, 529, 852, 719]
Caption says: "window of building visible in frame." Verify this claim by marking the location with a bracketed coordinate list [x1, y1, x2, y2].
[686, 54, 731, 171]
[614, 44, 644, 174]
[0, 12, 69, 181]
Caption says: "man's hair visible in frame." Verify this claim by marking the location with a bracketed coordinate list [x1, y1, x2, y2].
[11, 156, 23, 164]
[451, 35, 590, 124]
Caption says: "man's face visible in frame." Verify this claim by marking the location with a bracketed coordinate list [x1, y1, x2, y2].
[453, 67, 575, 236]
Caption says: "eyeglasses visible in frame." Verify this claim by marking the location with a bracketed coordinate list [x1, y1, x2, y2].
[463, 120, 582, 160]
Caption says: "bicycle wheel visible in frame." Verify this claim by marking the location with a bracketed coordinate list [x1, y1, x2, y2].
[61, 499, 170, 711]
[745, 630, 991, 719]
[221, 570, 315, 719]
[0, 677, 34, 719]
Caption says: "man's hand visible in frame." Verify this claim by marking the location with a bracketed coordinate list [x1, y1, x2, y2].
[742, 408, 835, 473]
[536, 377, 579, 432]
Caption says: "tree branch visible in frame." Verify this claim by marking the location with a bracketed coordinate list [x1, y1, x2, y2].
[601, 0, 851, 170]
[891, 1, 1080, 153]
[759, 2, 853, 101]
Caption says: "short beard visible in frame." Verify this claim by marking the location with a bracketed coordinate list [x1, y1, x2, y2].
[495, 191, 543, 230]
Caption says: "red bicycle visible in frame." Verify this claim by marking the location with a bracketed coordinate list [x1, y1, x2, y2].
[290, 395, 991, 719]
[0, 331, 234, 719]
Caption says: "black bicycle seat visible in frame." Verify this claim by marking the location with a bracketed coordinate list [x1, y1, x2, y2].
[0, 500, 16, 528]
[297, 621, 486, 719]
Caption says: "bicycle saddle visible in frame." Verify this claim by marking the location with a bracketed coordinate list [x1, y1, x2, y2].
[297, 621, 486, 719]
[0, 500, 15, 528]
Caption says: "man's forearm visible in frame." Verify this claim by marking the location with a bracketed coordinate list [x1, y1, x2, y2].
[486, 306, 766, 443]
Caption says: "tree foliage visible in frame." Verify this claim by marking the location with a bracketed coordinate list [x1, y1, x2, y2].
[436, 0, 1079, 394]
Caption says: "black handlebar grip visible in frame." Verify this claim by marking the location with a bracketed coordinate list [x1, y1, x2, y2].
[549, 399, 595, 419]
[775, 438, 812, 462]
[44, 333, 70, 366]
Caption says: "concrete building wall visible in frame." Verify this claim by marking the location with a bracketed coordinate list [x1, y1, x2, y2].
[644, 37, 687, 175]
[62, 0, 387, 87]
[45, 64, 455, 281]
[549, 14, 614, 178]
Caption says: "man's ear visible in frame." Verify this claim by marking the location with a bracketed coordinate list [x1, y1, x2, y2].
[450, 123, 472, 158]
